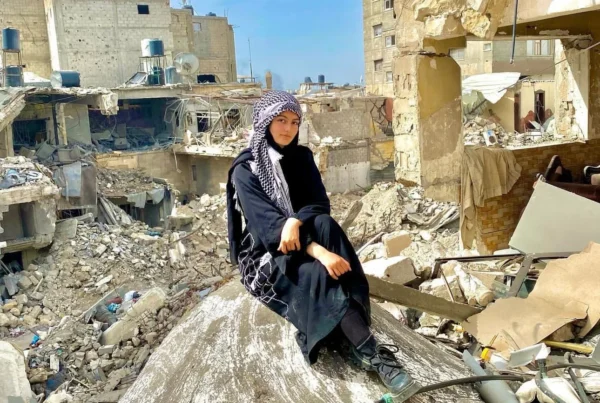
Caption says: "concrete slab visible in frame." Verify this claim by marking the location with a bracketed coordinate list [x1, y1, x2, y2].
[120, 280, 483, 403]
[0, 341, 33, 403]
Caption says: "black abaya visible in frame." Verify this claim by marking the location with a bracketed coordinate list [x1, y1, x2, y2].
[228, 145, 371, 364]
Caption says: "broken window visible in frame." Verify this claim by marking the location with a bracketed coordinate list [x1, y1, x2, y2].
[385, 35, 396, 47]
[386, 71, 393, 82]
[384, 0, 394, 10]
[374, 59, 383, 72]
[373, 24, 383, 38]
[137, 4, 149, 14]
[193, 22, 202, 32]
[483, 43, 492, 52]
[527, 39, 552, 56]
[449, 48, 465, 61]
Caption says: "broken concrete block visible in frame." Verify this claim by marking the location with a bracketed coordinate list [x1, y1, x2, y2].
[17, 276, 32, 290]
[358, 243, 385, 263]
[425, 14, 466, 40]
[362, 256, 418, 285]
[382, 231, 412, 257]
[2, 300, 17, 312]
[101, 288, 167, 345]
[419, 276, 465, 303]
[55, 219, 78, 240]
[14, 295, 28, 305]
[95, 245, 108, 257]
[131, 233, 159, 245]
[419, 313, 443, 328]
[0, 313, 11, 327]
[449, 263, 494, 307]
[0, 341, 33, 402]
[29, 306, 42, 319]
[98, 345, 115, 356]
[200, 194, 211, 207]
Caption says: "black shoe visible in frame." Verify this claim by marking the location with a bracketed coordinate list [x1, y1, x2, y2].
[351, 336, 420, 399]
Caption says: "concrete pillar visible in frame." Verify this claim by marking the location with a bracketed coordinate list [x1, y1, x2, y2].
[393, 40, 464, 202]
[0, 125, 14, 157]
[265, 71, 273, 90]
[554, 39, 590, 140]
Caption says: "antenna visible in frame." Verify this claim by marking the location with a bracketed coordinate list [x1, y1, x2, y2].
[248, 38, 253, 82]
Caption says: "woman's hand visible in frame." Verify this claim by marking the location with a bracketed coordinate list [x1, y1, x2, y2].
[318, 251, 351, 280]
[278, 218, 302, 254]
[306, 242, 351, 280]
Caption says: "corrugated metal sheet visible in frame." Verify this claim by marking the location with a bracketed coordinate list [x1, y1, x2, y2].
[462, 72, 521, 104]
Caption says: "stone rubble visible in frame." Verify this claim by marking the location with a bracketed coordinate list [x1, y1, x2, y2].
[0, 180, 469, 402]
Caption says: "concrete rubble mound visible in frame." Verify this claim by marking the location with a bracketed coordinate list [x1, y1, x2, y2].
[341, 182, 459, 246]
[120, 280, 483, 403]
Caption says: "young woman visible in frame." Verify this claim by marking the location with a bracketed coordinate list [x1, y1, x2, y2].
[226, 91, 418, 399]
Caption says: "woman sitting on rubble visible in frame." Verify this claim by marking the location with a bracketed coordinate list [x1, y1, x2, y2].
[226, 90, 419, 399]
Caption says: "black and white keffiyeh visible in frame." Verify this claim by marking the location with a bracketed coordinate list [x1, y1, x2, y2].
[248, 90, 302, 216]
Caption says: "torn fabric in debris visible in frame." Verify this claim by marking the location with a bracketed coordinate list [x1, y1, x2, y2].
[460, 147, 522, 248]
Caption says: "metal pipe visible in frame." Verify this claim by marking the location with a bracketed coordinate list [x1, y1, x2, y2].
[510, 0, 519, 64]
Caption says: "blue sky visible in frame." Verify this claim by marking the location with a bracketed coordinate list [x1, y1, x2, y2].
[170, 0, 365, 90]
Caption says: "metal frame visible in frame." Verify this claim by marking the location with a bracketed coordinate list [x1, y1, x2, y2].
[433, 252, 576, 299]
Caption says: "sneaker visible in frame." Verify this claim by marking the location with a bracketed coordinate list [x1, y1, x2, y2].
[351, 336, 420, 399]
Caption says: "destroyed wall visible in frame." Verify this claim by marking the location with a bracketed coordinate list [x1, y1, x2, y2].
[170, 9, 194, 57]
[394, 52, 463, 202]
[61, 103, 91, 145]
[192, 16, 237, 83]
[457, 41, 492, 77]
[362, 0, 397, 96]
[474, 140, 600, 252]
[310, 110, 374, 141]
[43, 0, 174, 87]
[188, 155, 232, 196]
[13, 103, 56, 150]
[555, 39, 590, 140]
[0, 0, 52, 79]
[494, 10, 600, 139]
[485, 78, 556, 133]
[316, 144, 371, 194]
[492, 40, 556, 74]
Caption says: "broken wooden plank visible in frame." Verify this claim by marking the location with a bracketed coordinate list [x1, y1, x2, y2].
[367, 275, 482, 322]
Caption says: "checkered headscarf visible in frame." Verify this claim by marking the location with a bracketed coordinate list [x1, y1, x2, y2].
[249, 91, 303, 215]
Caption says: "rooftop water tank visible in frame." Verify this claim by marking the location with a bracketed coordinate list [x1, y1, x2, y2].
[148, 66, 165, 86]
[141, 39, 164, 57]
[304, 77, 312, 84]
[165, 66, 182, 85]
[318, 74, 325, 84]
[2, 28, 20, 51]
[206, 12, 217, 16]
[182, 5, 194, 15]
[51, 71, 81, 88]
[4, 66, 23, 87]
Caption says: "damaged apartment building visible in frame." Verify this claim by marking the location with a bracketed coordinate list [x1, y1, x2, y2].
[363, 0, 600, 254]
[0, 0, 256, 272]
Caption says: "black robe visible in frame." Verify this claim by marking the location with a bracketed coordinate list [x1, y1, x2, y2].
[227, 142, 370, 364]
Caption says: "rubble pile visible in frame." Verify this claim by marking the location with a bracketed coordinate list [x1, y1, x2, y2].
[342, 183, 459, 246]
[464, 116, 571, 148]
[463, 117, 509, 146]
[0, 156, 53, 190]
[22, 288, 202, 402]
[97, 167, 167, 197]
[170, 194, 232, 286]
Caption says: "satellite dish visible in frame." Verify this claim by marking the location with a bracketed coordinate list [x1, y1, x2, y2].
[174, 53, 200, 78]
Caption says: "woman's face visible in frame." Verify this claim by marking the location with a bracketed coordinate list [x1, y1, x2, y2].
[269, 110, 300, 147]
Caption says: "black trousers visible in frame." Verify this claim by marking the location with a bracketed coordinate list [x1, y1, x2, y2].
[310, 215, 372, 348]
